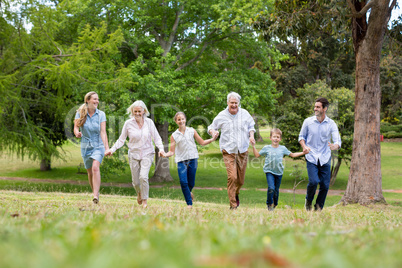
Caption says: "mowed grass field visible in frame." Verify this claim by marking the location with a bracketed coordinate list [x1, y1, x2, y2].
[1, 191, 401, 268]
[0, 129, 401, 268]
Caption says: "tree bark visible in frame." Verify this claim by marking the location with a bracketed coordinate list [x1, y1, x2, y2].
[253, 115, 264, 142]
[150, 121, 173, 182]
[329, 157, 341, 187]
[341, 0, 391, 205]
[40, 158, 51, 171]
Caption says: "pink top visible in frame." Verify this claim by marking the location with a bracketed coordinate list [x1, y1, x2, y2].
[110, 117, 164, 160]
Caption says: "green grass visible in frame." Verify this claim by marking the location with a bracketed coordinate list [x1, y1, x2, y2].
[0, 191, 401, 268]
[0, 136, 401, 267]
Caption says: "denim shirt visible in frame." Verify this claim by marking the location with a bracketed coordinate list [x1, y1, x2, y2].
[75, 109, 106, 149]
[298, 115, 341, 166]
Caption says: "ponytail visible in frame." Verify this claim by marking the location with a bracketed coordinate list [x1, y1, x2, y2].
[76, 91, 97, 127]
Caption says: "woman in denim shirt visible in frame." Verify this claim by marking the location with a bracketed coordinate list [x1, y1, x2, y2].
[74, 91, 109, 204]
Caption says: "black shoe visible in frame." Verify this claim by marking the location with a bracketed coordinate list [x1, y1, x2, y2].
[267, 204, 274, 211]
[305, 199, 312, 211]
[314, 204, 322, 211]
[235, 194, 240, 207]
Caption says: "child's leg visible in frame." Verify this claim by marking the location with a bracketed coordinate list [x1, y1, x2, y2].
[178, 160, 192, 205]
[273, 174, 283, 207]
[265, 173, 275, 206]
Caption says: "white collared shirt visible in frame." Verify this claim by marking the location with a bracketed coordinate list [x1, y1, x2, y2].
[298, 115, 341, 165]
[208, 107, 255, 154]
[110, 117, 164, 159]
[172, 127, 199, 163]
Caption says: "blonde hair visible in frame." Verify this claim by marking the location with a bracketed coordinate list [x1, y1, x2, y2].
[174, 112, 186, 121]
[270, 128, 282, 138]
[76, 91, 98, 127]
[127, 100, 150, 118]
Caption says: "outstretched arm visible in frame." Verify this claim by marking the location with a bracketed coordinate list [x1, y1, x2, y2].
[163, 136, 176, 158]
[252, 144, 261, 158]
[299, 139, 311, 154]
[100, 121, 109, 151]
[194, 130, 218, 146]
[289, 151, 306, 158]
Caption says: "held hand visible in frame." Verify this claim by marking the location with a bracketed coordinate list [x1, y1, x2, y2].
[328, 142, 339, 151]
[303, 147, 311, 154]
[158, 151, 166, 158]
[104, 149, 113, 156]
[249, 137, 255, 146]
[212, 131, 219, 141]
[75, 131, 82, 138]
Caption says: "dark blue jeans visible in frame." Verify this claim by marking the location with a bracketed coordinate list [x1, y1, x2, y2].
[177, 158, 198, 205]
[265, 172, 282, 206]
[306, 159, 331, 209]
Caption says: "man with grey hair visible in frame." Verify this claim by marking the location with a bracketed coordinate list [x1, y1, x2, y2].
[208, 92, 256, 209]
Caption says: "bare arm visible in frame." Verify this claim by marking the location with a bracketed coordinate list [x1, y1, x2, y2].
[299, 139, 311, 154]
[73, 120, 82, 138]
[252, 145, 260, 158]
[100, 121, 109, 151]
[194, 130, 218, 146]
[289, 152, 306, 158]
[163, 135, 176, 158]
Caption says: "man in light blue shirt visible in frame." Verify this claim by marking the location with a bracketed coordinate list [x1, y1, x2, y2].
[299, 97, 341, 211]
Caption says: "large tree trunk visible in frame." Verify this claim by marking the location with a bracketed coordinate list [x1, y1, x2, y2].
[341, 1, 392, 205]
[40, 158, 51, 171]
[150, 121, 173, 182]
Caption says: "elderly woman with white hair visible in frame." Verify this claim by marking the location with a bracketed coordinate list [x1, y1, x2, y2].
[105, 100, 165, 208]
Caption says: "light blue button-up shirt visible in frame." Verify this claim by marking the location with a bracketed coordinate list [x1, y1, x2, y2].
[298, 115, 341, 166]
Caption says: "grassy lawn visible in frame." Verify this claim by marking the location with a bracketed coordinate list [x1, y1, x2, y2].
[1, 139, 401, 192]
[0, 191, 401, 268]
[0, 132, 401, 268]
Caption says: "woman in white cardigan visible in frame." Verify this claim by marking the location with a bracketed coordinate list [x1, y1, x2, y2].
[105, 100, 164, 208]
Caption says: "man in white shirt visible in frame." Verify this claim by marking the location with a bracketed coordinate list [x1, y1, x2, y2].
[208, 92, 256, 209]
[299, 97, 341, 211]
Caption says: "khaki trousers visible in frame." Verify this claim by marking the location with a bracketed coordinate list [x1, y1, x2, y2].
[222, 150, 248, 208]
[128, 153, 154, 200]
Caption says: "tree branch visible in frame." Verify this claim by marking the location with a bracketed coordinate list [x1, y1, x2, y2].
[163, 4, 184, 56]
[387, 0, 398, 21]
[347, 0, 376, 18]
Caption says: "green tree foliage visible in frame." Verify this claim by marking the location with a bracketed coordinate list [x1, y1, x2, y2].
[1, 0, 281, 177]
[253, 0, 355, 103]
[274, 81, 354, 183]
[0, 1, 127, 170]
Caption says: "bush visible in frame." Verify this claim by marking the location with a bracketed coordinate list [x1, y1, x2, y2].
[380, 122, 402, 133]
[383, 131, 402, 139]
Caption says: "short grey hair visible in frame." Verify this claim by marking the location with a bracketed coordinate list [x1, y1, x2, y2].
[127, 100, 150, 118]
[227, 92, 241, 103]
